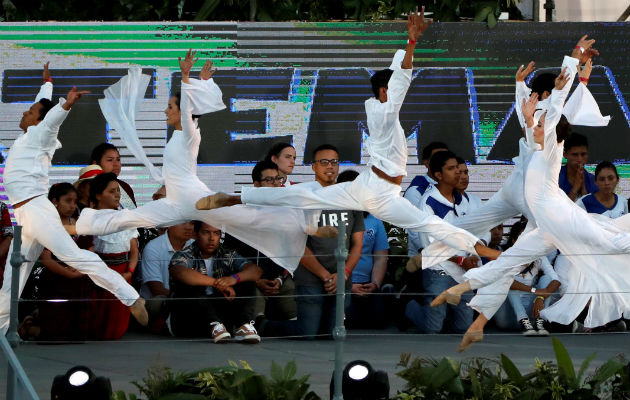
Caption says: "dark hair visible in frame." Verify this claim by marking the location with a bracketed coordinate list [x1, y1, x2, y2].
[421, 141, 449, 161]
[193, 220, 220, 234]
[370, 69, 394, 98]
[0, 152, 4, 164]
[37, 98, 55, 121]
[251, 160, 279, 182]
[337, 169, 359, 183]
[505, 219, 528, 249]
[455, 156, 467, 165]
[563, 131, 587, 150]
[312, 144, 339, 161]
[531, 73, 556, 97]
[429, 150, 458, 176]
[594, 161, 619, 180]
[265, 142, 294, 163]
[90, 143, 119, 165]
[88, 172, 118, 207]
[48, 182, 77, 202]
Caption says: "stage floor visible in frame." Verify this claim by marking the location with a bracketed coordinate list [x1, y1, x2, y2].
[2, 330, 629, 398]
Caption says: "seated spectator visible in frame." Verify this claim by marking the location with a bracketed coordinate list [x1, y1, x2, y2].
[405, 151, 479, 334]
[90, 143, 137, 209]
[260, 145, 364, 340]
[559, 133, 598, 201]
[73, 164, 104, 213]
[88, 173, 139, 340]
[492, 223, 561, 336]
[576, 161, 627, 218]
[0, 199, 13, 289]
[265, 142, 296, 184]
[224, 160, 296, 322]
[169, 221, 262, 343]
[24, 183, 93, 341]
[139, 221, 194, 333]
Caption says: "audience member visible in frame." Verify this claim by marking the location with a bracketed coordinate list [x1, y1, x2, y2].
[0, 199, 13, 289]
[559, 133, 597, 201]
[261, 145, 365, 339]
[169, 221, 262, 343]
[455, 157, 483, 209]
[265, 142, 296, 184]
[90, 143, 137, 209]
[88, 173, 139, 340]
[405, 151, 478, 334]
[405, 141, 449, 257]
[139, 221, 194, 333]
[576, 161, 627, 218]
[35, 183, 93, 341]
[73, 164, 104, 213]
[224, 160, 296, 322]
[340, 170, 390, 329]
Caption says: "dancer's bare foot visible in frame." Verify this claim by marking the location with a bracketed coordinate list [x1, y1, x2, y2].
[312, 226, 338, 238]
[129, 297, 149, 327]
[474, 242, 501, 260]
[430, 281, 472, 307]
[195, 192, 240, 210]
[64, 225, 77, 235]
[457, 330, 484, 352]
[406, 254, 422, 273]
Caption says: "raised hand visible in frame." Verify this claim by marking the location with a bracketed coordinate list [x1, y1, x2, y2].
[571, 35, 598, 64]
[554, 66, 570, 90]
[516, 61, 535, 82]
[43, 62, 51, 81]
[178, 49, 199, 83]
[578, 58, 593, 85]
[407, 6, 431, 42]
[199, 60, 216, 80]
[522, 92, 539, 123]
[62, 86, 90, 110]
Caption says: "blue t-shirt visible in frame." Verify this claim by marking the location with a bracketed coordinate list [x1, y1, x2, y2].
[558, 165, 598, 196]
[352, 214, 390, 284]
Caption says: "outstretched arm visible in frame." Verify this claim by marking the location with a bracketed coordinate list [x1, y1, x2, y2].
[515, 62, 535, 129]
[35, 62, 53, 102]
[402, 6, 430, 70]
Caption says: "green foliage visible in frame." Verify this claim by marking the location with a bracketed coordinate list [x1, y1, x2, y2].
[395, 341, 630, 399]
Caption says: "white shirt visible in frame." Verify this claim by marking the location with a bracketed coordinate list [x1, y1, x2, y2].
[365, 49, 412, 177]
[3, 101, 69, 205]
[576, 193, 628, 219]
[513, 256, 559, 286]
[139, 233, 194, 298]
[94, 228, 139, 254]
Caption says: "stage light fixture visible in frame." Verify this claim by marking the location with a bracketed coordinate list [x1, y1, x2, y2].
[51, 365, 112, 400]
[330, 360, 389, 400]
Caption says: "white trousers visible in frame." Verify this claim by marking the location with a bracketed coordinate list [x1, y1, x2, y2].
[76, 187, 314, 273]
[0, 196, 139, 334]
[241, 169, 480, 254]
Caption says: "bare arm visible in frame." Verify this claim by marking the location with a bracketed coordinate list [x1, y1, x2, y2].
[147, 281, 170, 297]
[40, 248, 83, 279]
[300, 246, 331, 282]
[402, 6, 430, 70]
[215, 262, 263, 290]
[370, 249, 388, 287]
[169, 265, 216, 287]
[123, 238, 139, 281]
[345, 231, 364, 274]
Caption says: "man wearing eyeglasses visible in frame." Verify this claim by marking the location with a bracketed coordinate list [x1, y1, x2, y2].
[252, 160, 287, 188]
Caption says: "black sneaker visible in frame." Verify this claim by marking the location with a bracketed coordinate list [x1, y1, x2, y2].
[519, 318, 537, 336]
[535, 318, 549, 336]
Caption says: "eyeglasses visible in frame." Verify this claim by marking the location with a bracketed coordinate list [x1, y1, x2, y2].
[260, 176, 287, 184]
[313, 158, 339, 166]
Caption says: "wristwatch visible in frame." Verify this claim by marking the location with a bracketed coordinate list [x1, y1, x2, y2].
[530, 287, 536, 294]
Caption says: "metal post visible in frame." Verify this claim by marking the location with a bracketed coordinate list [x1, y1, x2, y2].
[332, 223, 348, 400]
[7, 225, 23, 348]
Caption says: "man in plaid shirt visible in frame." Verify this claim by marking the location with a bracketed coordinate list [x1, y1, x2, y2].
[168, 221, 262, 343]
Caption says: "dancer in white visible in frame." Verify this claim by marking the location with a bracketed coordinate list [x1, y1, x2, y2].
[196, 8, 501, 262]
[70, 52, 325, 273]
[0, 65, 148, 334]
[432, 40, 630, 351]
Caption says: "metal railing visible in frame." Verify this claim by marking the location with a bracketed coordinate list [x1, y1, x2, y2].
[1, 225, 40, 400]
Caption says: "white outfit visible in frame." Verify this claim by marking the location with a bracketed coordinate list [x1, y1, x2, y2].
[93, 228, 138, 254]
[76, 69, 315, 273]
[465, 56, 630, 327]
[576, 193, 628, 219]
[0, 94, 139, 334]
[240, 51, 481, 255]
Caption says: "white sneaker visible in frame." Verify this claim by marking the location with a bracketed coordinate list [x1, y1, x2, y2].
[234, 321, 261, 344]
[210, 321, 231, 343]
[519, 318, 537, 336]
[535, 318, 549, 336]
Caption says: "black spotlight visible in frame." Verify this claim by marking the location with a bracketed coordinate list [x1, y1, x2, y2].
[330, 360, 389, 400]
[51, 365, 112, 400]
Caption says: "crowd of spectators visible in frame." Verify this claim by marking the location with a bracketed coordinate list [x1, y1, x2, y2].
[1, 134, 628, 343]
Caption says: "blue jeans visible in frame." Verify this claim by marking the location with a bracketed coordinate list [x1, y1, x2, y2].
[405, 269, 473, 334]
[262, 284, 347, 340]
[494, 274, 556, 330]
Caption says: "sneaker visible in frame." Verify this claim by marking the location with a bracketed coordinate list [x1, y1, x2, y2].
[519, 318, 537, 336]
[535, 318, 549, 336]
[234, 321, 261, 344]
[604, 320, 626, 332]
[210, 321, 231, 343]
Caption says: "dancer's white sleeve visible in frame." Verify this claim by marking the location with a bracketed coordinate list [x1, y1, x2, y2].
[543, 56, 578, 153]
[35, 81, 53, 102]
[98, 66, 164, 183]
[180, 78, 226, 115]
[27, 101, 69, 151]
[514, 80, 531, 129]
[562, 82, 610, 126]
